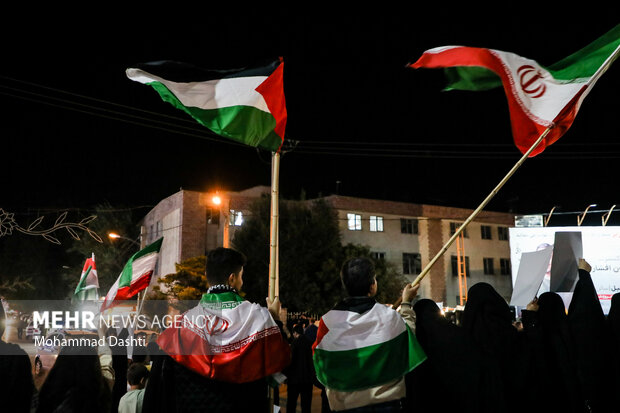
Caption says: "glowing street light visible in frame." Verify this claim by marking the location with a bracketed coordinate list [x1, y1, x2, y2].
[577, 204, 597, 226]
[212, 195, 222, 206]
[108, 232, 140, 247]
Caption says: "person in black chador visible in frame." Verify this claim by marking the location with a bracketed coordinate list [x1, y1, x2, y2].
[521, 292, 587, 413]
[567, 259, 614, 413]
[460, 282, 537, 413]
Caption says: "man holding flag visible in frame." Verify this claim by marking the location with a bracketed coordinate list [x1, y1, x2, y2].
[73, 253, 99, 302]
[312, 257, 426, 412]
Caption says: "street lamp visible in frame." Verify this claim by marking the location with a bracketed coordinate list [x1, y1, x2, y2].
[544, 206, 558, 227]
[602, 205, 616, 226]
[108, 232, 140, 247]
[577, 204, 597, 226]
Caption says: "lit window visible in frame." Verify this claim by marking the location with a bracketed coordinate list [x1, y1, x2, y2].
[369, 216, 384, 232]
[347, 213, 362, 231]
[229, 210, 243, 226]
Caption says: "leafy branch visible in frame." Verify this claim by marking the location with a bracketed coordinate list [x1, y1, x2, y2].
[0, 208, 102, 245]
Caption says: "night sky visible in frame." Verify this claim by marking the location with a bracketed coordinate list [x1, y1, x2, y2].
[1, 10, 619, 226]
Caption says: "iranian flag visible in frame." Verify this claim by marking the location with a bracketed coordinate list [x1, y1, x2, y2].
[100, 238, 163, 312]
[410, 24, 620, 157]
[156, 291, 291, 383]
[73, 253, 99, 301]
[312, 298, 426, 391]
[126, 59, 287, 153]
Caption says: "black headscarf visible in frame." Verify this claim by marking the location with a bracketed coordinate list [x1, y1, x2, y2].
[567, 268, 614, 413]
[606, 293, 620, 400]
[407, 299, 477, 412]
[460, 283, 535, 413]
[522, 292, 586, 413]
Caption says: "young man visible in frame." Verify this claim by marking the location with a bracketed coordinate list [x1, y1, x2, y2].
[313, 257, 427, 412]
[142, 247, 291, 412]
[118, 363, 150, 413]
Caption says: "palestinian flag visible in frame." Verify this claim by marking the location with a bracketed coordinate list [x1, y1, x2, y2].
[312, 297, 426, 392]
[410, 24, 620, 157]
[156, 291, 290, 383]
[100, 238, 163, 312]
[73, 253, 99, 301]
[126, 59, 287, 152]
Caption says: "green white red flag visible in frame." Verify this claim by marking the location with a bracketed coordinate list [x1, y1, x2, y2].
[410, 24, 620, 157]
[74, 253, 99, 301]
[312, 298, 426, 391]
[101, 238, 163, 312]
[156, 291, 290, 383]
[126, 59, 287, 153]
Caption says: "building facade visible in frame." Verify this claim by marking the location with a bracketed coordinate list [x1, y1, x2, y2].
[140, 187, 515, 306]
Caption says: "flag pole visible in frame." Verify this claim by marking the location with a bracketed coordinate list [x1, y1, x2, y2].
[411, 126, 554, 288]
[268, 151, 281, 301]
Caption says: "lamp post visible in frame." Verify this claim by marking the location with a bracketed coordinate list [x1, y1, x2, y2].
[577, 204, 597, 226]
[602, 205, 616, 226]
[108, 232, 141, 247]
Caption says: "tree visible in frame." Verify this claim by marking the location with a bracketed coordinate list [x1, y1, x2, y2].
[67, 202, 141, 292]
[148, 255, 207, 311]
[232, 195, 344, 314]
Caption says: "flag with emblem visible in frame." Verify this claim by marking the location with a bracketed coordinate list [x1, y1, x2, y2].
[410, 24, 620, 157]
[126, 58, 287, 152]
[101, 238, 163, 312]
[156, 290, 290, 382]
[312, 298, 426, 391]
[73, 253, 99, 301]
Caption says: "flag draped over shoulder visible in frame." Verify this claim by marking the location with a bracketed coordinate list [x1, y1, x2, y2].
[156, 291, 290, 383]
[312, 298, 426, 392]
[101, 238, 163, 312]
[126, 59, 287, 153]
[74, 253, 99, 301]
[410, 24, 620, 157]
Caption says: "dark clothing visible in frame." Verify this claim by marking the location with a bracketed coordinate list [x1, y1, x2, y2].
[304, 323, 318, 343]
[521, 292, 586, 413]
[336, 398, 405, 413]
[407, 299, 477, 413]
[608, 293, 620, 384]
[0, 341, 35, 413]
[142, 353, 269, 412]
[460, 282, 537, 413]
[284, 334, 315, 413]
[567, 269, 615, 413]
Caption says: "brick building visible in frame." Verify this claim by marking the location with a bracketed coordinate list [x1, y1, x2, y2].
[140, 186, 515, 305]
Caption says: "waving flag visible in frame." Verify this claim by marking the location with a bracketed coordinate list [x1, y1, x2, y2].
[126, 59, 287, 152]
[156, 291, 290, 383]
[312, 298, 426, 391]
[410, 24, 620, 157]
[101, 238, 163, 312]
[73, 253, 99, 301]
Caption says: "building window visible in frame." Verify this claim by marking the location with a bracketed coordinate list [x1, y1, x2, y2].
[228, 210, 243, 226]
[155, 221, 163, 239]
[400, 218, 419, 234]
[450, 222, 468, 238]
[371, 251, 386, 261]
[369, 216, 384, 232]
[498, 226, 509, 241]
[451, 255, 470, 276]
[483, 258, 495, 275]
[481, 225, 492, 240]
[403, 253, 422, 275]
[500, 258, 511, 275]
[347, 213, 362, 231]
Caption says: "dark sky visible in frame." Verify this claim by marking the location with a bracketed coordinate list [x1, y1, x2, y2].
[1, 10, 619, 226]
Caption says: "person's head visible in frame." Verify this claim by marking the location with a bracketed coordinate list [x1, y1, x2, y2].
[126, 362, 149, 389]
[340, 257, 377, 297]
[292, 324, 304, 338]
[206, 247, 247, 290]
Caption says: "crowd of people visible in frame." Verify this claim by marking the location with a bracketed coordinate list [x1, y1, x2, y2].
[1, 249, 619, 413]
